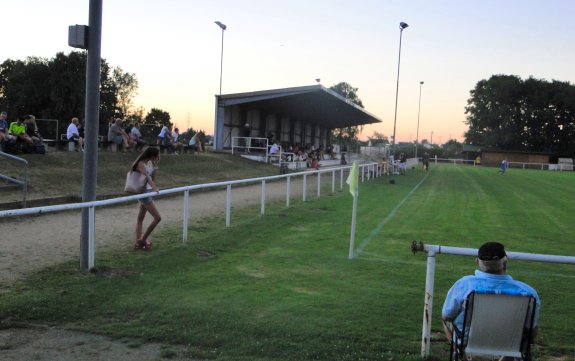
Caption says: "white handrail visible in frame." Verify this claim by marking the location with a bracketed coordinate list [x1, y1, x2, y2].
[0, 162, 380, 269]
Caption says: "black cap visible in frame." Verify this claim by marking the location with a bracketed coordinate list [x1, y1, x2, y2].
[478, 242, 507, 261]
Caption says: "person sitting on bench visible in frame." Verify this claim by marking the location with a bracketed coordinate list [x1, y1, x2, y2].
[66, 117, 84, 151]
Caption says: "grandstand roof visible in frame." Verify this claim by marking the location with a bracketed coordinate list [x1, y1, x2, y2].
[217, 84, 381, 129]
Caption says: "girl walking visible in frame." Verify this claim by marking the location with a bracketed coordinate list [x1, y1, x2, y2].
[131, 147, 162, 250]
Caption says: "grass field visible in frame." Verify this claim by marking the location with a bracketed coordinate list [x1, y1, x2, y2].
[1, 163, 574, 360]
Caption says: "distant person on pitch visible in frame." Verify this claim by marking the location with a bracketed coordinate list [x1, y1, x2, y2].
[498, 159, 508, 175]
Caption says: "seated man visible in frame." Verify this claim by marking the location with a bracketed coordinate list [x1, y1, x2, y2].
[108, 118, 130, 151]
[130, 122, 147, 149]
[171, 127, 184, 154]
[442, 242, 540, 361]
[66, 117, 84, 151]
[157, 124, 173, 151]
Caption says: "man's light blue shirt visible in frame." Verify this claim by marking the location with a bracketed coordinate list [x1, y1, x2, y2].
[442, 270, 540, 332]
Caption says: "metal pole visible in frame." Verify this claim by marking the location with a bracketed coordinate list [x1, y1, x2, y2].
[261, 180, 266, 215]
[391, 22, 409, 156]
[225, 184, 231, 227]
[415, 81, 424, 159]
[182, 190, 189, 242]
[218, 27, 225, 95]
[286, 176, 291, 208]
[80, 0, 102, 271]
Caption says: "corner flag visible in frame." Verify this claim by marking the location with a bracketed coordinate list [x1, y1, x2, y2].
[346, 161, 359, 196]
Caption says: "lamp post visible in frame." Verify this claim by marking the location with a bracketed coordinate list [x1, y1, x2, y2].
[391, 21, 409, 156]
[214, 21, 227, 95]
[414, 81, 424, 159]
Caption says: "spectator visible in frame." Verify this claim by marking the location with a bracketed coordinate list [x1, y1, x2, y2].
[188, 132, 203, 152]
[9, 116, 34, 145]
[423, 152, 430, 171]
[66, 117, 84, 151]
[442, 242, 540, 360]
[108, 118, 130, 152]
[157, 124, 173, 150]
[0, 111, 10, 148]
[130, 122, 147, 150]
[399, 152, 407, 175]
[171, 127, 184, 154]
[24, 115, 43, 144]
[269, 141, 280, 155]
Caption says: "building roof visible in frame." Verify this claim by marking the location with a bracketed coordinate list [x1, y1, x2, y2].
[217, 84, 382, 129]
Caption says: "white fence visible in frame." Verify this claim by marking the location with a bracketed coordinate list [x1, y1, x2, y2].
[0, 162, 380, 269]
[411, 241, 575, 359]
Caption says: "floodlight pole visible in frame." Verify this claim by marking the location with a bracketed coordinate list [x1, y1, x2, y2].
[215, 21, 227, 95]
[80, 0, 102, 270]
[391, 22, 409, 156]
[414, 81, 424, 159]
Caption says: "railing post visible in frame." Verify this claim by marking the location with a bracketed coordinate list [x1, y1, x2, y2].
[182, 190, 189, 242]
[226, 184, 231, 227]
[88, 206, 95, 269]
[261, 180, 266, 215]
[303, 174, 307, 202]
[286, 176, 291, 208]
[22, 162, 28, 208]
[331, 170, 336, 193]
[317, 172, 321, 198]
[361, 165, 365, 182]
[340, 168, 344, 190]
[421, 250, 436, 358]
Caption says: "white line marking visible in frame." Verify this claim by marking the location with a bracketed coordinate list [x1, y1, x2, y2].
[354, 172, 430, 257]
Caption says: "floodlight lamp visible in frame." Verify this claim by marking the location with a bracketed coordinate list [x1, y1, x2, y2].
[420, 81, 424, 85]
[400, 22, 409, 30]
[215, 21, 227, 30]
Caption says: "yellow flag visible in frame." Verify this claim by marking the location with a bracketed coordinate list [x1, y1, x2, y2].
[346, 160, 359, 196]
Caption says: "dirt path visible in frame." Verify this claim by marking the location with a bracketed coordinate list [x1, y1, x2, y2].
[0, 175, 345, 360]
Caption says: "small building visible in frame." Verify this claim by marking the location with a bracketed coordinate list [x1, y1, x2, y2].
[213, 85, 381, 151]
[480, 149, 552, 168]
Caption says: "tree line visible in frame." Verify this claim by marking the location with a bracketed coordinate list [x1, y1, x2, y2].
[464, 74, 575, 155]
[0, 51, 206, 143]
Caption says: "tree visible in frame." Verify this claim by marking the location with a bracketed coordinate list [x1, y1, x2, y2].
[465, 74, 575, 154]
[0, 52, 141, 138]
[112, 67, 139, 118]
[142, 108, 171, 141]
[369, 131, 388, 144]
[329, 82, 364, 150]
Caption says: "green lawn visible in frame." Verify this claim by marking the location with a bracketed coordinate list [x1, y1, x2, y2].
[1, 164, 574, 360]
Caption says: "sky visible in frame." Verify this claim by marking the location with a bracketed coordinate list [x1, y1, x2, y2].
[3, 0, 575, 144]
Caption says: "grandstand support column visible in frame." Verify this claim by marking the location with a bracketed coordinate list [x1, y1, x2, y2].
[80, 0, 102, 271]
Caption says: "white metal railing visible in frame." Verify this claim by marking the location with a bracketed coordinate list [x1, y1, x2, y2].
[0, 151, 28, 207]
[433, 157, 476, 166]
[411, 241, 575, 359]
[0, 162, 380, 270]
[231, 136, 268, 159]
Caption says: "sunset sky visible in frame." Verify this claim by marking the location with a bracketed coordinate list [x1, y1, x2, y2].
[3, 0, 574, 144]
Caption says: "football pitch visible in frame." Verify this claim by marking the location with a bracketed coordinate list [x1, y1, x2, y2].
[1, 164, 573, 360]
